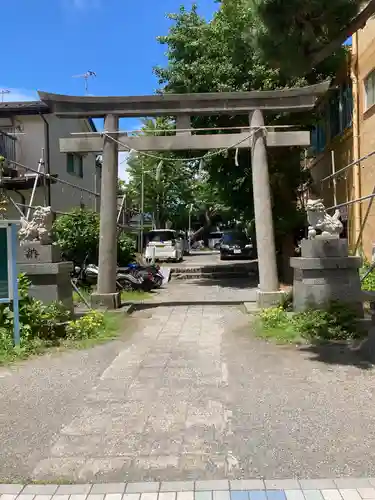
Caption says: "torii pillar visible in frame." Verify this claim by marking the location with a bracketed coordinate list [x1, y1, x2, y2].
[250, 110, 284, 307]
[91, 114, 121, 309]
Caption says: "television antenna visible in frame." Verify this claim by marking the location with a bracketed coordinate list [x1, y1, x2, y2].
[72, 70, 97, 95]
[0, 89, 11, 102]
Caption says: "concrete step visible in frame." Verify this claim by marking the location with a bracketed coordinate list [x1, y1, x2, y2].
[356, 316, 375, 333]
[362, 290, 375, 302]
[171, 264, 257, 274]
[172, 271, 256, 280]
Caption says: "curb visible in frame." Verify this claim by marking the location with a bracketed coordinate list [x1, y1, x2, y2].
[122, 300, 252, 313]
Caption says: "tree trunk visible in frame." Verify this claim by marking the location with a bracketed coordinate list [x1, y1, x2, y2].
[190, 209, 213, 242]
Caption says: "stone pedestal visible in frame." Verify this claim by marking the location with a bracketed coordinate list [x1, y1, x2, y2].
[17, 242, 74, 314]
[91, 292, 121, 310]
[290, 238, 363, 315]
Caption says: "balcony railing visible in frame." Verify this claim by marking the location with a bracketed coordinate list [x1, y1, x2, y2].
[0, 130, 16, 165]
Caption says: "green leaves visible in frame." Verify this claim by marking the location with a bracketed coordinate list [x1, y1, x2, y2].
[52, 208, 100, 265]
[252, 0, 358, 76]
[152, 0, 344, 239]
[53, 208, 135, 266]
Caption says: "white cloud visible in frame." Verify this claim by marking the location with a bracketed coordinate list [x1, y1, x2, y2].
[0, 87, 38, 102]
[118, 152, 130, 182]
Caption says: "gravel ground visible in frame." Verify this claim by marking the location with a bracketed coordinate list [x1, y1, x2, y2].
[0, 306, 375, 482]
[0, 319, 139, 482]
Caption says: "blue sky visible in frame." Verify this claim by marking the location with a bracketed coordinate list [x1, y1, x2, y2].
[1, 0, 218, 179]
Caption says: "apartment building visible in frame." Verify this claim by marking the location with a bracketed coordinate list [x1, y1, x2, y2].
[309, 17, 375, 259]
[0, 101, 101, 219]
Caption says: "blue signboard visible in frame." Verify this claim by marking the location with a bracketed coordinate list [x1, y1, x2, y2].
[0, 226, 9, 300]
[0, 221, 20, 345]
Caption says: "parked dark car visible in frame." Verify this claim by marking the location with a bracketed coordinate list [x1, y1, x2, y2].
[219, 231, 257, 260]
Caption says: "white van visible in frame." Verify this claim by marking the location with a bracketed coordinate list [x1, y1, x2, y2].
[144, 229, 184, 262]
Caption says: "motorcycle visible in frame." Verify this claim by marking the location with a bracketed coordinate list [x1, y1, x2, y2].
[72, 261, 146, 292]
[120, 263, 164, 289]
[118, 264, 158, 291]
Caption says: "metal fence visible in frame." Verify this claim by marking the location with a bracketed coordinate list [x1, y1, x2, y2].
[0, 131, 16, 164]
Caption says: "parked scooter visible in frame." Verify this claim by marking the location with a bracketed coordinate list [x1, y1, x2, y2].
[72, 259, 146, 292]
[120, 263, 164, 289]
[118, 264, 159, 291]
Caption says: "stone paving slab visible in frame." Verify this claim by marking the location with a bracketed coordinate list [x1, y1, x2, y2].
[151, 279, 258, 304]
[3, 480, 375, 500]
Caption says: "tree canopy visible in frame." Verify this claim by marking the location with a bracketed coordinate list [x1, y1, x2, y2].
[125, 118, 232, 234]
[252, 0, 359, 76]
[152, 0, 344, 244]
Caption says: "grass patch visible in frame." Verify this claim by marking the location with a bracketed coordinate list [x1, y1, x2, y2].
[0, 275, 136, 367]
[253, 314, 303, 344]
[121, 290, 153, 302]
[61, 312, 126, 350]
[254, 302, 363, 345]
[0, 311, 128, 366]
[73, 288, 153, 306]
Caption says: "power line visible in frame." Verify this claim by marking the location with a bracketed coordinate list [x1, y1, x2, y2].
[2, 157, 100, 197]
[12, 201, 70, 216]
[321, 148, 375, 183]
[102, 128, 262, 164]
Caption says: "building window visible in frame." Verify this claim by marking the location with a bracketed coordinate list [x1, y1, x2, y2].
[341, 83, 353, 129]
[67, 153, 83, 178]
[329, 90, 341, 139]
[364, 69, 375, 110]
[311, 81, 353, 154]
[311, 119, 327, 154]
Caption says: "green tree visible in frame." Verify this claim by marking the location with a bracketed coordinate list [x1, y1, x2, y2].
[53, 209, 135, 266]
[53, 208, 100, 264]
[126, 118, 229, 231]
[153, 1, 342, 253]
[252, 0, 358, 76]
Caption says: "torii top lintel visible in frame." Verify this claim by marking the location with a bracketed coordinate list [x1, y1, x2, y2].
[38, 81, 330, 119]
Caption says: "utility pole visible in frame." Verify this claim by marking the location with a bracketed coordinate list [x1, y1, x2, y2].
[155, 161, 163, 229]
[188, 203, 193, 253]
[140, 164, 145, 254]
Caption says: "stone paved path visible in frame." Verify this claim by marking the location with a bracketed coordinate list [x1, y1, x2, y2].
[1, 305, 375, 482]
[3, 478, 375, 500]
[154, 280, 257, 303]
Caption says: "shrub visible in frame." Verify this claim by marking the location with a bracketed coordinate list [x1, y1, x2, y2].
[0, 274, 70, 361]
[66, 310, 105, 340]
[257, 301, 360, 343]
[117, 233, 136, 266]
[53, 208, 136, 267]
[0, 275, 117, 362]
[291, 302, 359, 342]
[53, 208, 100, 265]
[360, 263, 375, 292]
[259, 306, 289, 329]
[0, 274, 69, 345]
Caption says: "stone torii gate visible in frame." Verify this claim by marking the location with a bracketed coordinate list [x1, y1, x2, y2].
[38, 82, 329, 309]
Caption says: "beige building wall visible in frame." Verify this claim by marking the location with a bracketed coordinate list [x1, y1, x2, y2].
[356, 16, 375, 259]
[307, 19, 375, 258]
[2, 114, 100, 220]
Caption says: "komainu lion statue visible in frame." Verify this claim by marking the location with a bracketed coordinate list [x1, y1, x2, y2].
[19, 206, 53, 245]
[306, 199, 343, 239]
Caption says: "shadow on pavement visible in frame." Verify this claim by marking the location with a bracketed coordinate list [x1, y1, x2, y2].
[299, 342, 375, 370]
[186, 276, 259, 289]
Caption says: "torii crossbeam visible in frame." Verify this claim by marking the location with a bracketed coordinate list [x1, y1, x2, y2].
[38, 82, 329, 309]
